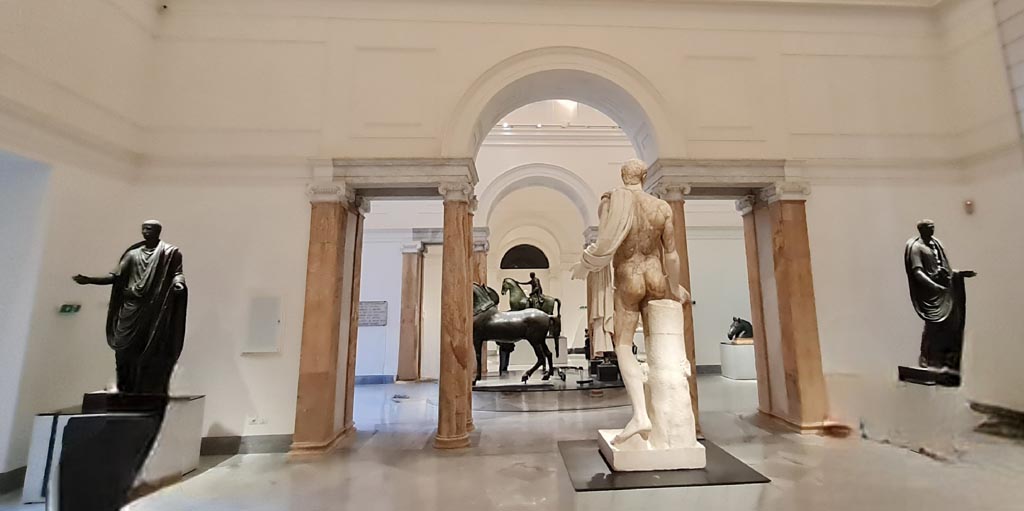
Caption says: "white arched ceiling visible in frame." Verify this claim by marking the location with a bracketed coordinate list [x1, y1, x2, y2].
[479, 163, 598, 227]
[444, 47, 675, 165]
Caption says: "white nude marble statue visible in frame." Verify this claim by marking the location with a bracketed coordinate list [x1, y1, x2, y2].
[572, 159, 705, 471]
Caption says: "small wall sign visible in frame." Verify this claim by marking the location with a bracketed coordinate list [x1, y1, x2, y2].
[358, 301, 388, 327]
[58, 304, 82, 314]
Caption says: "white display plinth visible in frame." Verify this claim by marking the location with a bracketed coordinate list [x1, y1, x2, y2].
[720, 342, 756, 380]
[597, 429, 706, 472]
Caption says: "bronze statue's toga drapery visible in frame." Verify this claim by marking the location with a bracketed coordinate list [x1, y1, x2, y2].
[904, 235, 967, 370]
[106, 240, 187, 394]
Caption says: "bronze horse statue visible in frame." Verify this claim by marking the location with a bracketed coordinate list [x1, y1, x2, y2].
[473, 283, 552, 384]
[500, 278, 562, 356]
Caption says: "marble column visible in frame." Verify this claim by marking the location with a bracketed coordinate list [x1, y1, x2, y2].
[396, 242, 425, 382]
[736, 196, 772, 415]
[464, 199, 476, 433]
[291, 184, 358, 455]
[753, 185, 831, 432]
[342, 199, 368, 431]
[658, 185, 700, 433]
[434, 183, 473, 449]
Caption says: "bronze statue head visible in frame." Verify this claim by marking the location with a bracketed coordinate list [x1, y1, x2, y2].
[141, 220, 163, 242]
[916, 219, 935, 239]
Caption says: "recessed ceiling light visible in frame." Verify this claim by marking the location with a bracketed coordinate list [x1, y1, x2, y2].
[536, 124, 543, 128]
[501, 122, 509, 129]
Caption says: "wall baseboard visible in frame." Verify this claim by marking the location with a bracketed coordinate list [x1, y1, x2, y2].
[0, 466, 26, 495]
[199, 434, 293, 456]
[697, 364, 722, 375]
[355, 375, 395, 385]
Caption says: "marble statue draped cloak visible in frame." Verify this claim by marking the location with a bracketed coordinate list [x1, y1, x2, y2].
[904, 236, 967, 368]
[572, 185, 639, 353]
[106, 240, 188, 393]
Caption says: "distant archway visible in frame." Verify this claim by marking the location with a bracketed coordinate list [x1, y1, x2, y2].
[478, 163, 597, 227]
[443, 47, 676, 164]
[500, 244, 550, 269]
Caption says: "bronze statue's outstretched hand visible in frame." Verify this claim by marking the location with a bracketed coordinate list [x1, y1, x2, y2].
[72, 274, 115, 286]
[959, 270, 977, 278]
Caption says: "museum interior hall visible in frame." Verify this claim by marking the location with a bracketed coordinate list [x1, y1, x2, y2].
[3, 0, 1024, 510]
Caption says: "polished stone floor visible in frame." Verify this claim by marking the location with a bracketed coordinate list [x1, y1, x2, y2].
[4, 375, 1024, 510]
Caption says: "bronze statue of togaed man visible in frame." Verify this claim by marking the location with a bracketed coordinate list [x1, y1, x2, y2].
[904, 219, 975, 373]
[73, 220, 188, 395]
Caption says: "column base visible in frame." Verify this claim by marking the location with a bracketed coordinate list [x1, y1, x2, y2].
[433, 432, 471, 449]
[288, 424, 356, 457]
[466, 418, 475, 433]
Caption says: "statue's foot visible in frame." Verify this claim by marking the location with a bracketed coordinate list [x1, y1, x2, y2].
[612, 416, 652, 445]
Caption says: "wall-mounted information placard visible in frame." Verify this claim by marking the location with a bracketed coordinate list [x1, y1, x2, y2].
[358, 301, 388, 327]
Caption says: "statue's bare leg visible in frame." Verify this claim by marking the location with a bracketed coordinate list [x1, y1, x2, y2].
[612, 290, 652, 444]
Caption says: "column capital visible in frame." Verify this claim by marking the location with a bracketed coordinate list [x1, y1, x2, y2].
[401, 242, 425, 255]
[759, 181, 811, 204]
[355, 196, 371, 215]
[439, 182, 473, 203]
[307, 182, 354, 204]
[735, 195, 757, 216]
[469, 195, 480, 213]
[656, 184, 691, 202]
[472, 227, 489, 253]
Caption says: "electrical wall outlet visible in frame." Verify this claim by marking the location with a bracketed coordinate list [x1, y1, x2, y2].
[246, 415, 268, 426]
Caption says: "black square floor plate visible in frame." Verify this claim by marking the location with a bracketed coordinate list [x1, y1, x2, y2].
[558, 439, 769, 492]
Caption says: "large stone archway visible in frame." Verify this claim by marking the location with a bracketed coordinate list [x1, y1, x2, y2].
[442, 47, 680, 164]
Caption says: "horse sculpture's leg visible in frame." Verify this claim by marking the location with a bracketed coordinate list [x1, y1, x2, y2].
[473, 336, 483, 385]
[541, 341, 553, 381]
[523, 341, 546, 383]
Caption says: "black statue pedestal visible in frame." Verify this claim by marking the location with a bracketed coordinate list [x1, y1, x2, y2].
[82, 392, 169, 414]
[596, 361, 620, 382]
[56, 392, 169, 511]
[898, 366, 961, 387]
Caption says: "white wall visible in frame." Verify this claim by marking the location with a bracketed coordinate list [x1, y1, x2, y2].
[0, 154, 50, 473]
[355, 230, 412, 378]
[420, 246, 444, 380]
[118, 180, 311, 438]
[687, 227, 751, 366]
[10, 164, 134, 471]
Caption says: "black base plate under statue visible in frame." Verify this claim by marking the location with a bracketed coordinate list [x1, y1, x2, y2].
[82, 392, 169, 414]
[898, 366, 961, 387]
[558, 439, 769, 492]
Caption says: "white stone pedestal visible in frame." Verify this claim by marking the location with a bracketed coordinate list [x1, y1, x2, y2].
[720, 341, 756, 380]
[597, 429, 706, 471]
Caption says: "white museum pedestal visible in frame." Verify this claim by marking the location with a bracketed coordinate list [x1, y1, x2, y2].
[597, 429, 706, 471]
[720, 341, 756, 380]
